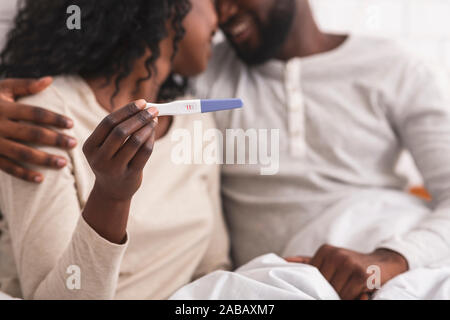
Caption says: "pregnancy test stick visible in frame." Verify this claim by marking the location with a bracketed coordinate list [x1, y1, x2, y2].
[146, 99, 243, 116]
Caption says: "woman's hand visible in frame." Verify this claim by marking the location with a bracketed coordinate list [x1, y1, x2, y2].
[81, 99, 158, 244]
[83, 99, 159, 201]
[0, 77, 77, 183]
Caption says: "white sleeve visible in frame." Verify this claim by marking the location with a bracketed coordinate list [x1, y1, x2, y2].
[0, 148, 128, 300]
[0, 89, 128, 299]
[379, 61, 450, 268]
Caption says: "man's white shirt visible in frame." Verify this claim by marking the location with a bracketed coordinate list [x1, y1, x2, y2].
[193, 37, 450, 268]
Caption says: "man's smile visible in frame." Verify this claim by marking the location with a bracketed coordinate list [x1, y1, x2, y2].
[223, 15, 254, 44]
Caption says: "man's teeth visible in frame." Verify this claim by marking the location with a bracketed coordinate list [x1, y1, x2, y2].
[231, 21, 249, 36]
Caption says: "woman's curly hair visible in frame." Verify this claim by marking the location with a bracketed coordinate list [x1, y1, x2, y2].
[0, 0, 191, 103]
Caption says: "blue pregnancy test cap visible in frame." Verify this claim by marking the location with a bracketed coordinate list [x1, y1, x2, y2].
[200, 99, 243, 113]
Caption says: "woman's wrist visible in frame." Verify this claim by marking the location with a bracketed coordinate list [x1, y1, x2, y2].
[82, 183, 132, 244]
[91, 180, 135, 202]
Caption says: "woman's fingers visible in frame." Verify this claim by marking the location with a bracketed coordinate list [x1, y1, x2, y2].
[98, 107, 158, 159]
[128, 121, 157, 172]
[0, 156, 43, 183]
[0, 137, 67, 169]
[114, 117, 158, 165]
[0, 120, 77, 149]
[84, 100, 147, 153]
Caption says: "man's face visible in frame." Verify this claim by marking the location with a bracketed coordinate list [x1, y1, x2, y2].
[216, 0, 296, 65]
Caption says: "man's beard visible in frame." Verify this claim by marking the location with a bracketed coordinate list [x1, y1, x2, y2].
[229, 0, 296, 66]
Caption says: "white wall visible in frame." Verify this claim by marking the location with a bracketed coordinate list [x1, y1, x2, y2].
[311, 0, 450, 186]
[311, 0, 450, 74]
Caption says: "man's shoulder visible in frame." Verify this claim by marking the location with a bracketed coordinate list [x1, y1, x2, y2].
[17, 76, 69, 114]
[354, 35, 404, 50]
[348, 35, 420, 67]
[17, 76, 89, 116]
[358, 35, 444, 79]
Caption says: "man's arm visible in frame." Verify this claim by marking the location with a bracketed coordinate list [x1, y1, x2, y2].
[0, 77, 77, 182]
[378, 61, 450, 268]
[287, 61, 450, 300]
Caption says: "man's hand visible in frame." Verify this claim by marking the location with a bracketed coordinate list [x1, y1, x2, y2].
[0, 77, 77, 183]
[286, 244, 409, 300]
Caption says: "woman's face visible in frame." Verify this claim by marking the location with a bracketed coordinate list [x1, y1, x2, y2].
[172, 0, 218, 77]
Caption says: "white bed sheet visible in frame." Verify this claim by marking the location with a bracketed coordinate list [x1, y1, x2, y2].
[171, 189, 450, 300]
[171, 254, 450, 300]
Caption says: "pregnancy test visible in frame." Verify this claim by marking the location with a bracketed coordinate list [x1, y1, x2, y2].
[146, 99, 243, 116]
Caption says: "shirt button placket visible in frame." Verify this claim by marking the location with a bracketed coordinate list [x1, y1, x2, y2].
[285, 58, 306, 158]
